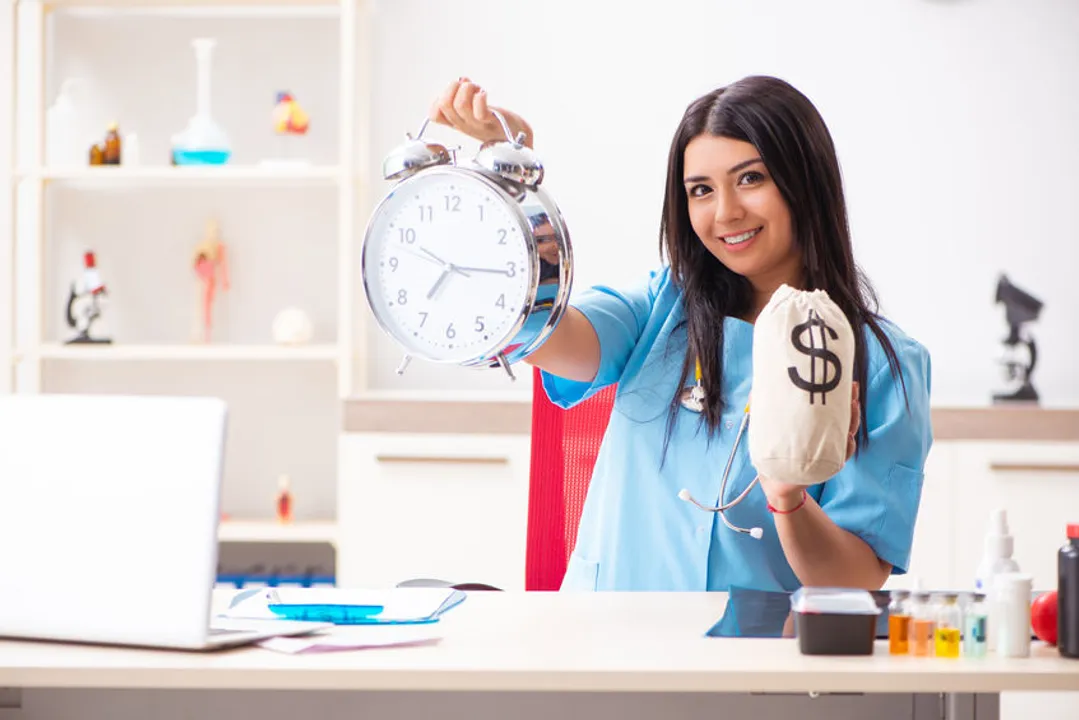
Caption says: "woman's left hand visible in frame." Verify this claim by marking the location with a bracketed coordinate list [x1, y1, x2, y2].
[758, 381, 860, 511]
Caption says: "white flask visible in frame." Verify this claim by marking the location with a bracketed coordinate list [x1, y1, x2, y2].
[45, 78, 83, 167]
[975, 509, 1020, 651]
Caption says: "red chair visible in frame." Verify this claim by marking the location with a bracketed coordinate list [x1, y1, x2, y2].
[398, 366, 616, 593]
[525, 366, 616, 591]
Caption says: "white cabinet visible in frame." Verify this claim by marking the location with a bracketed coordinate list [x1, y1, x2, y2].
[885, 440, 959, 590]
[953, 441, 1079, 592]
[888, 440, 1079, 593]
[337, 431, 531, 590]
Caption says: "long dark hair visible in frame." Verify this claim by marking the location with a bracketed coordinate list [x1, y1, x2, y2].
[660, 75, 907, 450]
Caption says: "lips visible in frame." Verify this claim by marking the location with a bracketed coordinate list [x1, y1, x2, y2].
[720, 227, 763, 250]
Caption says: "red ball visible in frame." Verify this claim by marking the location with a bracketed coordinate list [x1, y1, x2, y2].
[1031, 591, 1058, 646]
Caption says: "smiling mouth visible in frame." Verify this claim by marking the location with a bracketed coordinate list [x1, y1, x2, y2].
[720, 228, 762, 246]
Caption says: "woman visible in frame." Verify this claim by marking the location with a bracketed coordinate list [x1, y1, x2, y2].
[431, 75, 932, 593]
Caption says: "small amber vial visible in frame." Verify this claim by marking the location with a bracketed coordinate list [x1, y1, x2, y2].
[888, 589, 911, 655]
[103, 122, 121, 164]
[934, 593, 962, 658]
[908, 591, 936, 657]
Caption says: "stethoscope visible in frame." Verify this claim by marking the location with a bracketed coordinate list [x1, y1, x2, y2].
[676, 357, 764, 540]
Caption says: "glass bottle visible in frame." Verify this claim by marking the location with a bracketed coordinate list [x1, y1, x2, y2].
[909, 591, 936, 657]
[935, 593, 962, 658]
[888, 589, 911, 655]
[964, 593, 988, 658]
[103, 122, 121, 165]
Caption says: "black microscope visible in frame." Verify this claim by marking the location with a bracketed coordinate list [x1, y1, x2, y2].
[992, 274, 1043, 404]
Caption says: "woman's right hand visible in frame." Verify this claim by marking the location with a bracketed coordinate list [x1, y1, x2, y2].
[428, 77, 534, 149]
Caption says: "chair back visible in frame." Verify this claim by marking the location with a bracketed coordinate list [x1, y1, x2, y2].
[525, 366, 616, 591]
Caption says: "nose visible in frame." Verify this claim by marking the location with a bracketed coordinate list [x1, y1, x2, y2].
[713, 187, 745, 227]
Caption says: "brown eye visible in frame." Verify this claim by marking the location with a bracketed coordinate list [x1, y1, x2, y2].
[738, 171, 765, 186]
[688, 184, 711, 198]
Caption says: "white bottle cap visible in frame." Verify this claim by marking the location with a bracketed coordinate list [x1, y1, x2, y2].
[994, 572, 1032, 598]
[985, 508, 1014, 558]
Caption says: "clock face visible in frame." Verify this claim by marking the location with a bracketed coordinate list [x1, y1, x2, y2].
[363, 169, 534, 364]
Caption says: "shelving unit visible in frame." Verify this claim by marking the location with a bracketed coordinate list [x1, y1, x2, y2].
[6, 0, 373, 574]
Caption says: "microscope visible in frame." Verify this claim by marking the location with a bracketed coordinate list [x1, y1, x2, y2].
[992, 274, 1042, 404]
[64, 251, 112, 345]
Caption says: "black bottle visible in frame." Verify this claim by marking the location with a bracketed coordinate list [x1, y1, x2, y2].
[1060, 523, 1079, 659]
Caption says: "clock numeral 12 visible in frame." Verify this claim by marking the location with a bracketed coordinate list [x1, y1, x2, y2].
[445, 195, 461, 212]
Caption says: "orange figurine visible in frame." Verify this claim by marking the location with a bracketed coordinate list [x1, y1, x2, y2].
[192, 218, 229, 343]
[272, 91, 309, 135]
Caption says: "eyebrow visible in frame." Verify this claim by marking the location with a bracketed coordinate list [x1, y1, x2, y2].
[683, 157, 765, 184]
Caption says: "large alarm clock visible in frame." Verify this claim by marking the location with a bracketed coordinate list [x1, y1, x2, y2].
[360, 110, 572, 380]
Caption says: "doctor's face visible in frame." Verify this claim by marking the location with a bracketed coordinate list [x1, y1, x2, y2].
[683, 134, 800, 291]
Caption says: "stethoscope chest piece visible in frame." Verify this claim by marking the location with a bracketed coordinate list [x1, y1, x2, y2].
[680, 383, 706, 413]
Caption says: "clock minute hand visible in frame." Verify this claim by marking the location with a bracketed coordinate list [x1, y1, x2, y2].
[454, 265, 514, 276]
[415, 246, 470, 277]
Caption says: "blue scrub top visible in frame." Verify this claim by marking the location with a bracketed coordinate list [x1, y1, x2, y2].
[541, 266, 933, 593]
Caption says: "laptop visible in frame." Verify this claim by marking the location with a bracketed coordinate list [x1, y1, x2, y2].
[0, 393, 331, 650]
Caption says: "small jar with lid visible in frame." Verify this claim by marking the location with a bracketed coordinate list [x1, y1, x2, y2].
[963, 592, 988, 657]
[908, 591, 936, 657]
[888, 589, 911, 655]
[934, 593, 962, 658]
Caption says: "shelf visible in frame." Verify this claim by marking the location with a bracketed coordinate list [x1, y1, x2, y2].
[218, 519, 338, 544]
[20, 165, 342, 187]
[35, 343, 340, 361]
[35, 0, 341, 9]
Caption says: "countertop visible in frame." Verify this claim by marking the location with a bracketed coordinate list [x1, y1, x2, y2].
[342, 394, 1079, 441]
[2, 591, 1077, 693]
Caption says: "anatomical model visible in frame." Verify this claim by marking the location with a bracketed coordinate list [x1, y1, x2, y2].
[192, 219, 230, 342]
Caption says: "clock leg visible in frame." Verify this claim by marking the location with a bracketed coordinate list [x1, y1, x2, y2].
[396, 354, 412, 375]
[495, 352, 515, 381]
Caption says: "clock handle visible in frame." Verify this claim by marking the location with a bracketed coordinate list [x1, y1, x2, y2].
[489, 109, 527, 147]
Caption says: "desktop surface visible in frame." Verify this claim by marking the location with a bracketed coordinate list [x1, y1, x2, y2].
[0, 590, 1075, 695]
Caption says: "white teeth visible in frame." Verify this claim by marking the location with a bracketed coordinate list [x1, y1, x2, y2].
[723, 228, 760, 245]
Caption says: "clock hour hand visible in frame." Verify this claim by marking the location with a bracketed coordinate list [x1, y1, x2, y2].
[426, 268, 452, 300]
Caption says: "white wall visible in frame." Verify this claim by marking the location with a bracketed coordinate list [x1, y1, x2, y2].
[363, 0, 1079, 408]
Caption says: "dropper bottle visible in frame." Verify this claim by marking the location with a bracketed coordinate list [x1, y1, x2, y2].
[975, 509, 1020, 652]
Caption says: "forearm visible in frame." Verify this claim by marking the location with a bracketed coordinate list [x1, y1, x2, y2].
[771, 492, 891, 590]
[522, 307, 601, 383]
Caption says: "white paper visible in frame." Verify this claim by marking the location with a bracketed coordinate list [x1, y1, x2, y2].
[258, 625, 443, 654]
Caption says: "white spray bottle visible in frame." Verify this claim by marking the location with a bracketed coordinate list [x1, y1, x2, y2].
[975, 508, 1020, 652]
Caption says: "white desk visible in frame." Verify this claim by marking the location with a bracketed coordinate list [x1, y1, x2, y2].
[1, 592, 1077, 720]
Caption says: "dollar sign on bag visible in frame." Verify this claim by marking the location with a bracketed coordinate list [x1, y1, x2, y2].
[788, 309, 842, 404]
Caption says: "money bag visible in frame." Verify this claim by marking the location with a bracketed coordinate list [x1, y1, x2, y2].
[747, 285, 856, 486]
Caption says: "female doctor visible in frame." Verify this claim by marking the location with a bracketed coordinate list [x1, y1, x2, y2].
[430, 74, 933, 593]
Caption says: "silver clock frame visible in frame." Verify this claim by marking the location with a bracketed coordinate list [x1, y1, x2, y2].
[360, 111, 573, 381]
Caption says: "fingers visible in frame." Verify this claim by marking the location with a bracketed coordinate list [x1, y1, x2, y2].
[431, 77, 466, 127]
[473, 86, 491, 123]
[453, 81, 481, 121]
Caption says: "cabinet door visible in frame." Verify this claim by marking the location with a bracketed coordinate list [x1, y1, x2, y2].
[954, 441, 1079, 592]
[884, 441, 957, 590]
[337, 432, 531, 590]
